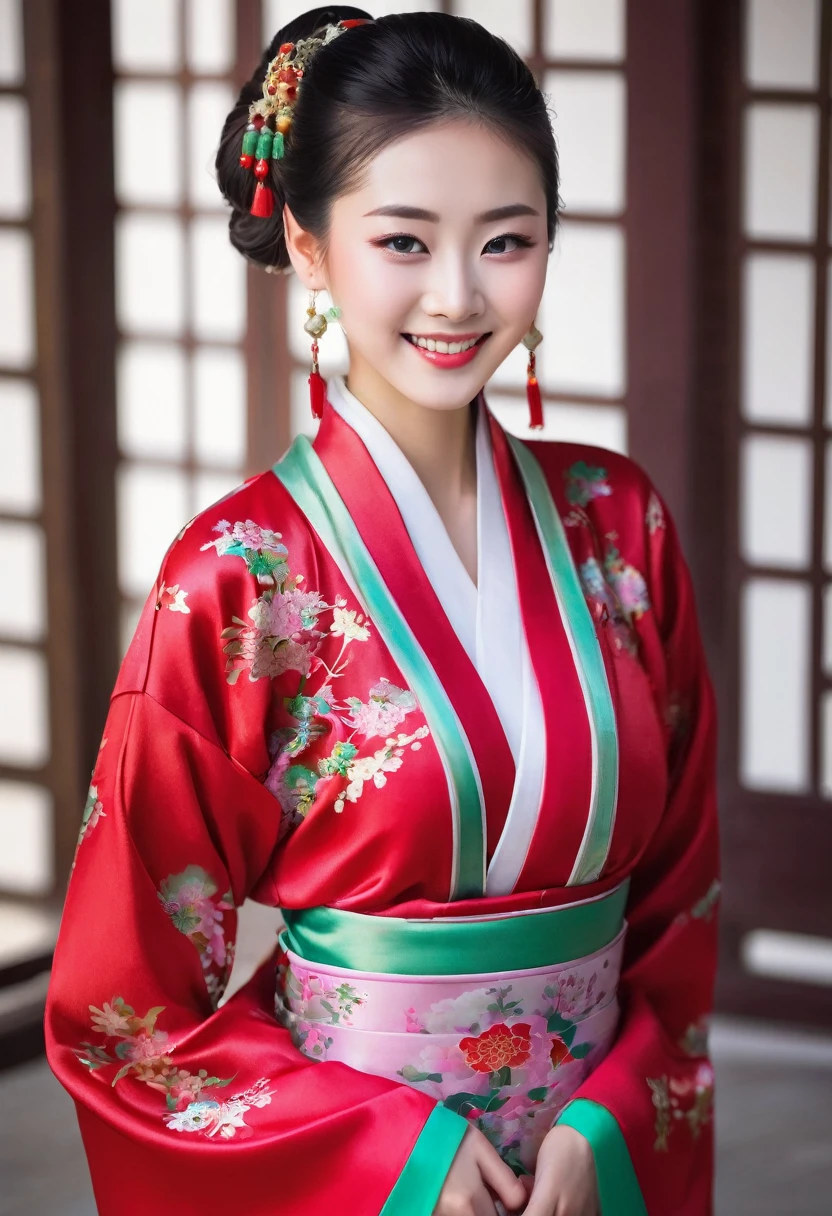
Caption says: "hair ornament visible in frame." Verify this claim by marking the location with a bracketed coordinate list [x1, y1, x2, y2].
[241, 18, 372, 218]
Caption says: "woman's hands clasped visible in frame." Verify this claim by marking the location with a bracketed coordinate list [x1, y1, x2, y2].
[433, 1123, 600, 1216]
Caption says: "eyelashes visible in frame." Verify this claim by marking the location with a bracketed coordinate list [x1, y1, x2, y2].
[373, 232, 537, 257]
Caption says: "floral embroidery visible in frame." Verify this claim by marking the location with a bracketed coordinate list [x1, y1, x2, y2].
[165, 1077, 274, 1139]
[156, 582, 190, 613]
[648, 1075, 672, 1151]
[76, 997, 273, 1139]
[646, 490, 666, 534]
[674, 878, 721, 928]
[578, 537, 651, 654]
[679, 1015, 711, 1057]
[201, 519, 289, 585]
[459, 1023, 533, 1074]
[332, 727, 429, 814]
[344, 678, 417, 739]
[279, 962, 366, 1026]
[204, 517, 429, 828]
[691, 879, 721, 921]
[78, 783, 105, 844]
[564, 461, 613, 508]
[647, 1063, 714, 1151]
[157, 867, 235, 1009]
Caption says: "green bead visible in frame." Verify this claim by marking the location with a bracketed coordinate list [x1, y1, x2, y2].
[272, 131, 285, 160]
[255, 128, 274, 159]
[241, 129, 258, 156]
[324, 305, 342, 321]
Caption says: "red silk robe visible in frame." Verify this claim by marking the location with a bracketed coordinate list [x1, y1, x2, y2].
[45, 392, 720, 1214]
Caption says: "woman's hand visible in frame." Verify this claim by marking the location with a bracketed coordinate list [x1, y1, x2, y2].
[434, 1125, 528, 1216]
[521, 1125, 600, 1216]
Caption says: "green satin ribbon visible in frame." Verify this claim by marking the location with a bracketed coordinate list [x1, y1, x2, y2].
[556, 1099, 648, 1214]
[507, 436, 619, 886]
[281, 879, 628, 975]
[273, 436, 487, 900]
[379, 1103, 469, 1216]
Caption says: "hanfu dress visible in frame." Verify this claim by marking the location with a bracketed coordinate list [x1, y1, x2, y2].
[45, 373, 720, 1216]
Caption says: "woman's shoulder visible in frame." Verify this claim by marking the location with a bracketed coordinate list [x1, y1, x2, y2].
[515, 434, 661, 527]
[113, 464, 320, 715]
[158, 464, 317, 593]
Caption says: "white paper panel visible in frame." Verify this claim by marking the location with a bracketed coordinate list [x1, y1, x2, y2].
[291, 367, 318, 440]
[485, 391, 627, 453]
[0, 0, 23, 85]
[117, 462, 189, 597]
[744, 0, 819, 90]
[117, 341, 187, 460]
[188, 82, 233, 210]
[744, 104, 818, 241]
[0, 645, 49, 767]
[0, 230, 34, 369]
[822, 694, 832, 799]
[190, 217, 246, 341]
[0, 96, 29, 218]
[112, 0, 180, 73]
[488, 336, 529, 389]
[117, 213, 185, 336]
[546, 0, 625, 62]
[822, 442, 832, 570]
[187, 0, 234, 74]
[0, 377, 40, 513]
[0, 779, 52, 893]
[544, 70, 625, 214]
[288, 278, 349, 371]
[538, 221, 625, 396]
[740, 577, 811, 791]
[114, 81, 182, 207]
[741, 434, 812, 569]
[120, 598, 144, 659]
[742, 928, 832, 985]
[193, 346, 246, 468]
[454, 0, 532, 59]
[193, 470, 244, 516]
[0, 521, 45, 641]
[824, 584, 832, 674]
[742, 253, 814, 425]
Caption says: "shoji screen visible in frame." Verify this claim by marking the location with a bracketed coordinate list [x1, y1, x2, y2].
[0, 0, 53, 903]
[112, 0, 248, 651]
[728, 0, 832, 1005]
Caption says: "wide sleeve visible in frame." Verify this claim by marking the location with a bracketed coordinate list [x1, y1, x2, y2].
[44, 510, 467, 1216]
[555, 480, 721, 1216]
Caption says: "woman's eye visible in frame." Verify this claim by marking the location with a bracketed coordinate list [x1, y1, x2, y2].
[381, 235, 426, 255]
[484, 233, 535, 255]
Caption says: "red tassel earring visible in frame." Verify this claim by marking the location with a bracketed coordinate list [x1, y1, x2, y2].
[523, 322, 544, 429]
[303, 291, 341, 419]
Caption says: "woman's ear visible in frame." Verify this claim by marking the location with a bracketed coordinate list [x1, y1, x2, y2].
[283, 202, 327, 289]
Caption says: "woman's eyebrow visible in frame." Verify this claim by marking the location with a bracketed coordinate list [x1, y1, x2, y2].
[362, 203, 540, 222]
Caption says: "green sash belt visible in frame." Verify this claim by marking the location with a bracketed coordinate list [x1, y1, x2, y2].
[280, 879, 629, 975]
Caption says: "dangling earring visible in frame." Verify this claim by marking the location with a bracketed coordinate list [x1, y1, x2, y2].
[303, 290, 342, 419]
[522, 322, 544, 430]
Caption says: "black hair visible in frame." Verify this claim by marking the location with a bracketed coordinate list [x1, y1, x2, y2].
[216, 6, 560, 271]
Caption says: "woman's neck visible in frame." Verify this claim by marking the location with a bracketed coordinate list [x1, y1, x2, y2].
[342, 361, 478, 520]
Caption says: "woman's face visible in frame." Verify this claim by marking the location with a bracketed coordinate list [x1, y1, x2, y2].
[311, 119, 551, 413]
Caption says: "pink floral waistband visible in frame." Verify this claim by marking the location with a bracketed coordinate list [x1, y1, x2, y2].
[275, 923, 626, 1172]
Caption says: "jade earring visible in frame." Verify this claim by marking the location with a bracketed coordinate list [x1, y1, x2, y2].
[304, 290, 342, 419]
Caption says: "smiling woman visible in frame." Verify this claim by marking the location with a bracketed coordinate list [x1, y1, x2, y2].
[45, 8, 719, 1216]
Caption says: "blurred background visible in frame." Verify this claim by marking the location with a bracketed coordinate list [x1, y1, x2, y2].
[1, 0, 831, 1212]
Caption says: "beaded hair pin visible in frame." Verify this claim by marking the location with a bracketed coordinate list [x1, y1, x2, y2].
[239, 18, 371, 218]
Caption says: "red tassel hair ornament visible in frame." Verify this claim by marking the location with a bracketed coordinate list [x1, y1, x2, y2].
[522, 323, 544, 429]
